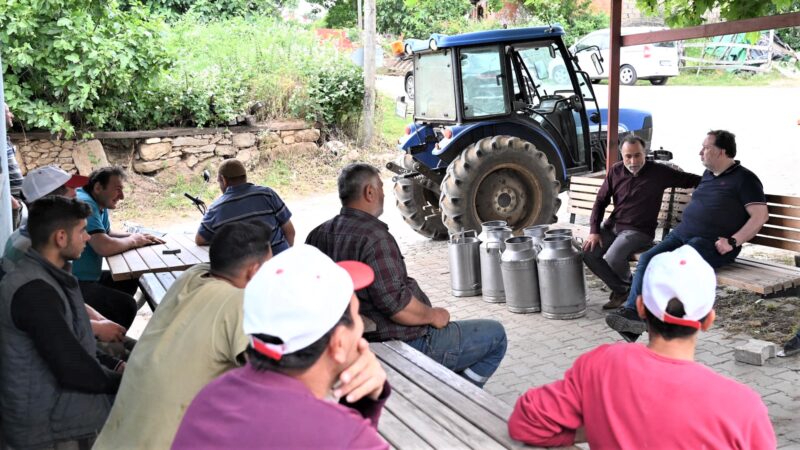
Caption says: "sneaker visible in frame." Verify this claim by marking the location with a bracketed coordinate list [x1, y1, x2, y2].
[777, 335, 800, 357]
[606, 307, 646, 335]
[602, 291, 629, 310]
[618, 331, 640, 343]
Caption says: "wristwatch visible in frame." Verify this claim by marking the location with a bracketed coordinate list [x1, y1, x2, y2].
[727, 237, 738, 247]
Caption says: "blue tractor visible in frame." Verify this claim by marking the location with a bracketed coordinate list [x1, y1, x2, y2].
[389, 26, 655, 239]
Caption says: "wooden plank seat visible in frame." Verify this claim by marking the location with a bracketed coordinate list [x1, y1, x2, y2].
[372, 340, 579, 450]
[564, 173, 800, 296]
[139, 271, 184, 311]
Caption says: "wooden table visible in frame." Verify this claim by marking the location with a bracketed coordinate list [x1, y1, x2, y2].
[107, 233, 209, 281]
[372, 341, 579, 450]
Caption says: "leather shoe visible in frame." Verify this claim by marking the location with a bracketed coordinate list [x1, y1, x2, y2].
[602, 290, 629, 310]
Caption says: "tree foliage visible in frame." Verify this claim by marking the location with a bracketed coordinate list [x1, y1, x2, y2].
[129, 0, 294, 21]
[637, 0, 799, 28]
[521, 0, 609, 46]
[0, 0, 170, 136]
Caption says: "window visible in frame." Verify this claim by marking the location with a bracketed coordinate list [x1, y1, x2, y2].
[415, 51, 457, 121]
[460, 46, 508, 119]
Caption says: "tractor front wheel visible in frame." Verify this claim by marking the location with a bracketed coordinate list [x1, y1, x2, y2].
[393, 155, 448, 240]
[440, 136, 561, 234]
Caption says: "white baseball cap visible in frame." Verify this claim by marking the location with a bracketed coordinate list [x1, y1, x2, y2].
[244, 244, 374, 360]
[643, 245, 716, 329]
[22, 165, 88, 202]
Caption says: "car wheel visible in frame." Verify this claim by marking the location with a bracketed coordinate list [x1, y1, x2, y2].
[404, 71, 414, 100]
[394, 155, 448, 240]
[620, 65, 638, 85]
[440, 135, 561, 234]
[649, 77, 668, 86]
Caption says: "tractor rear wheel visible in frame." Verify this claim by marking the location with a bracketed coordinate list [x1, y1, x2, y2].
[393, 155, 448, 240]
[440, 136, 561, 234]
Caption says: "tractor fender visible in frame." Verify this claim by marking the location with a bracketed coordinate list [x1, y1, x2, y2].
[433, 121, 567, 184]
[597, 108, 652, 133]
[397, 123, 440, 169]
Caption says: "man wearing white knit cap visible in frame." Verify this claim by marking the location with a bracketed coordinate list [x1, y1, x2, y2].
[173, 244, 391, 449]
[509, 245, 775, 449]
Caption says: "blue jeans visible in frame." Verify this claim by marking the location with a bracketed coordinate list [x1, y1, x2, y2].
[623, 231, 739, 310]
[405, 319, 507, 388]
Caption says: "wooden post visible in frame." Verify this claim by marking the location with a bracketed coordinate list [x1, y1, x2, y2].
[361, 0, 376, 147]
[357, 0, 363, 31]
[605, 0, 622, 172]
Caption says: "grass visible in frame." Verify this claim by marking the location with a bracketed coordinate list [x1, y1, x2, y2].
[157, 174, 220, 211]
[378, 94, 410, 145]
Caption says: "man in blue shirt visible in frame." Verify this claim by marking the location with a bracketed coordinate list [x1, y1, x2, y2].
[73, 166, 164, 328]
[606, 130, 769, 342]
[195, 159, 294, 255]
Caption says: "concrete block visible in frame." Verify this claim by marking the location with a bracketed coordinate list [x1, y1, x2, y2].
[734, 339, 777, 366]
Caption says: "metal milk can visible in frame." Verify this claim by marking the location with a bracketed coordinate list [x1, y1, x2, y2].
[500, 236, 540, 314]
[479, 226, 512, 303]
[544, 228, 572, 238]
[478, 220, 508, 243]
[523, 225, 550, 252]
[537, 236, 587, 319]
[447, 230, 481, 297]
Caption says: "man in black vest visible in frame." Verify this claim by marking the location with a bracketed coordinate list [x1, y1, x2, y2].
[0, 197, 123, 449]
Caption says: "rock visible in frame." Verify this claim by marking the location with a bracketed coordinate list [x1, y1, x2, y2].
[259, 132, 282, 147]
[734, 339, 777, 366]
[196, 152, 215, 161]
[144, 137, 161, 144]
[181, 144, 216, 155]
[167, 151, 182, 158]
[72, 140, 109, 175]
[162, 138, 173, 143]
[185, 155, 199, 168]
[215, 145, 237, 157]
[133, 156, 180, 174]
[232, 133, 256, 148]
[26, 151, 41, 158]
[322, 140, 346, 156]
[210, 135, 222, 144]
[61, 141, 75, 149]
[237, 148, 255, 164]
[218, 138, 232, 145]
[61, 163, 75, 172]
[58, 157, 72, 164]
[282, 135, 296, 145]
[294, 128, 321, 143]
[172, 136, 209, 147]
[38, 142, 54, 150]
[138, 142, 172, 161]
[276, 142, 319, 158]
[344, 149, 360, 161]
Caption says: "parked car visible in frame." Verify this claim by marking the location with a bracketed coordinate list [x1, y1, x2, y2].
[571, 27, 680, 85]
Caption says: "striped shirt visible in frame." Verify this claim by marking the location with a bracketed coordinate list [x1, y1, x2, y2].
[306, 207, 430, 342]
[6, 138, 23, 198]
[198, 183, 291, 255]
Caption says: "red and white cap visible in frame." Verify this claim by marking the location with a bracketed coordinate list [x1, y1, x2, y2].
[643, 245, 716, 329]
[243, 244, 374, 360]
[22, 165, 88, 202]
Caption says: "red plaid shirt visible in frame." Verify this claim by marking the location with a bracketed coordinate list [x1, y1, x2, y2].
[306, 207, 430, 342]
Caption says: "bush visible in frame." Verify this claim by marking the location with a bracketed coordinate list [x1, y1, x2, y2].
[0, 0, 170, 137]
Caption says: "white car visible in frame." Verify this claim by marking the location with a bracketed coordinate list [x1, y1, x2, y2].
[571, 27, 680, 85]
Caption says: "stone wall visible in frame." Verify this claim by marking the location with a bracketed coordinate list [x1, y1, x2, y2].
[11, 124, 322, 177]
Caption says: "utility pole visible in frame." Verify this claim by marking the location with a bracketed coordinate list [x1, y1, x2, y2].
[361, 0, 376, 147]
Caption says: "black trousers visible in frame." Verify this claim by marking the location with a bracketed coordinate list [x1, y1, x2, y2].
[79, 271, 138, 329]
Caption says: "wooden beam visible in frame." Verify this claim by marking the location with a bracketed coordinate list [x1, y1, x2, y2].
[605, 0, 622, 172]
[621, 12, 800, 47]
[8, 119, 313, 141]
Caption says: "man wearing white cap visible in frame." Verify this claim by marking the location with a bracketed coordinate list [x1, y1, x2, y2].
[508, 245, 775, 449]
[172, 245, 391, 449]
[0, 167, 126, 343]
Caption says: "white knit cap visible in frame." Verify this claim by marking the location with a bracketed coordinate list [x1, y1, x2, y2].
[643, 245, 716, 329]
[243, 244, 374, 359]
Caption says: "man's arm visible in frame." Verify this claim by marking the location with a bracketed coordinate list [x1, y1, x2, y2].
[281, 220, 296, 247]
[86, 304, 126, 342]
[390, 297, 450, 328]
[584, 174, 614, 252]
[195, 233, 209, 246]
[87, 232, 154, 257]
[716, 204, 769, 255]
[664, 165, 702, 188]
[11, 281, 122, 394]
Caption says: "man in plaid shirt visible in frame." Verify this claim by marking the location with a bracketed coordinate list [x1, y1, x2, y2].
[307, 163, 507, 388]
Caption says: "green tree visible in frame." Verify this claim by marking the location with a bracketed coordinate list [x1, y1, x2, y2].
[520, 0, 608, 45]
[637, 0, 799, 27]
[0, 0, 170, 136]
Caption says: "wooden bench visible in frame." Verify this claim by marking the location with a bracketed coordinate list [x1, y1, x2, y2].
[139, 271, 184, 311]
[565, 173, 800, 296]
[372, 340, 579, 450]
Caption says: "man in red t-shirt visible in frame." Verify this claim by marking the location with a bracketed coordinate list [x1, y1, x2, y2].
[508, 245, 776, 449]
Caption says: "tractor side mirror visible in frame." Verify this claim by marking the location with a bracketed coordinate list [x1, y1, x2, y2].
[395, 95, 407, 118]
[549, 45, 556, 58]
[591, 53, 604, 75]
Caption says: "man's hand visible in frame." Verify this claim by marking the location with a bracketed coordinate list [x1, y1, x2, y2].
[715, 237, 734, 255]
[115, 361, 126, 374]
[334, 338, 386, 402]
[430, 307, 450, 329]
[92, 319, 126, 342]
[10, 196, 20, 211]
[129, 233, 165, 248]
[582, 233, 602, 252]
